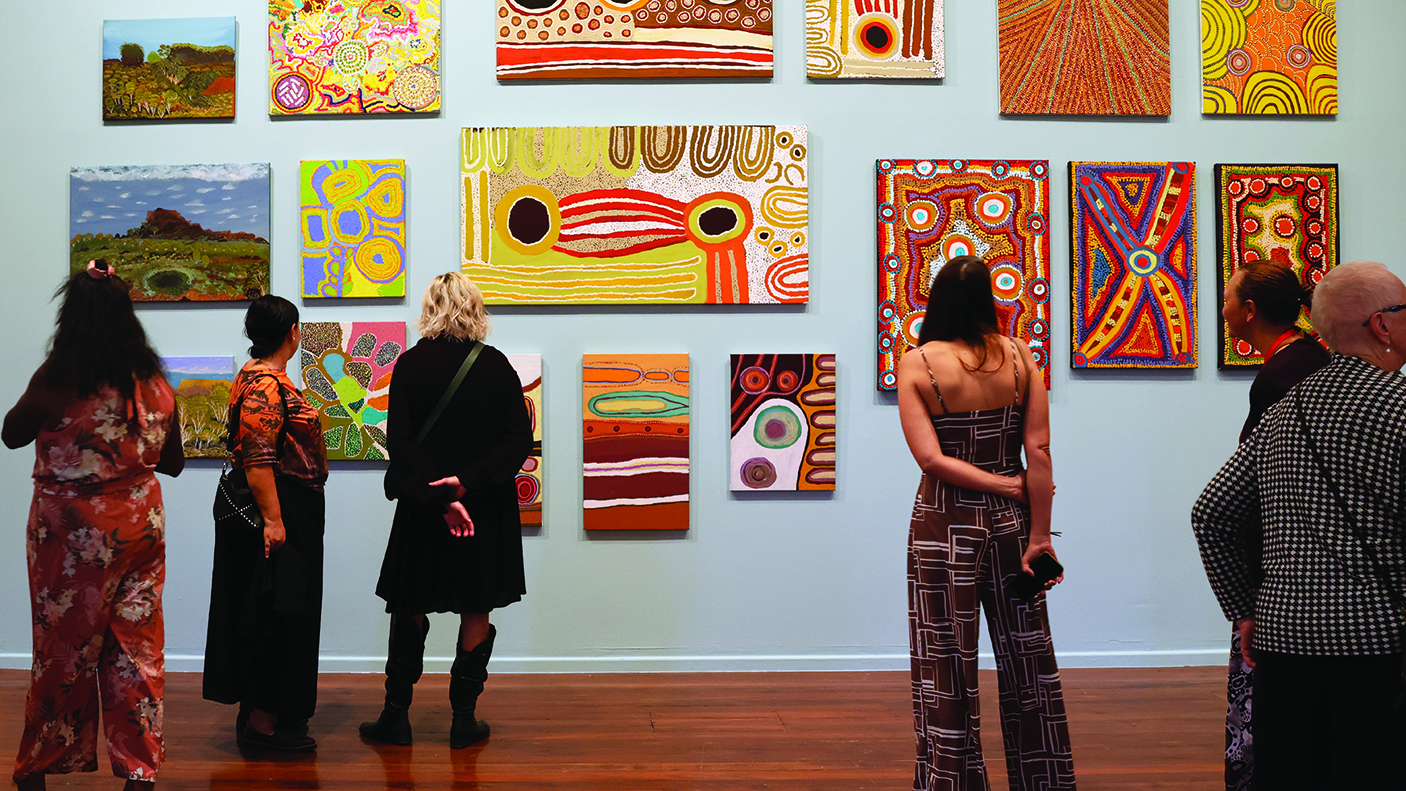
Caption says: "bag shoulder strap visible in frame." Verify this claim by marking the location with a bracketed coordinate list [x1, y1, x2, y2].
[225, 371, 289, 458]
[1291, 393, 1406, 615]
[417, 341, 483, 444]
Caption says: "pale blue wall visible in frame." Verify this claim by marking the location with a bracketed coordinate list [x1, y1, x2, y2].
[1, 0, 1402, 673]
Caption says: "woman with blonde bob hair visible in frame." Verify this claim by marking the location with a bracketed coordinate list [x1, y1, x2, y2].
[360, 272, 532, 749]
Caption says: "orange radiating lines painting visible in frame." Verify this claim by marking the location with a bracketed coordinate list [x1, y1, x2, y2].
[997, 0, 1169, 115]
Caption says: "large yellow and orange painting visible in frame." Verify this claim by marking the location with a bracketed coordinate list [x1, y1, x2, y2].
[1202, 0, 1336, 115]
[583, 354, 688, 531]
[461, 126, 808, 305]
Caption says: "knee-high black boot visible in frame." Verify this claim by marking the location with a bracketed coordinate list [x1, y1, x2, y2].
[449, 623, 495, 748]
[359, 614, 430, 745]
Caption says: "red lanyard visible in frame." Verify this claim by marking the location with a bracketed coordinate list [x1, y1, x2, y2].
[1265, 328, 1300, 361]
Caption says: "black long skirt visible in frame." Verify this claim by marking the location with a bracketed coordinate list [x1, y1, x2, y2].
[203, 477, 325, 721]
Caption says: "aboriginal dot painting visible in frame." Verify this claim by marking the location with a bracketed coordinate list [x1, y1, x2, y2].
[1202, 0, 1336, 115]
[461, 126, 808, 305]
[1070, 162, 1197, 369]
[269, 0, 440, 116]
[876, 159, 1052, 391]
[997, 0, 1169, 115]
[1215, 164, 1338, 368]
[299, 321, 405, 461]
[806, 0, 944, 79]
[497, 0, 772, 80]
[583, 354, 688, 530]
[162, 357, 235, 459]
[301, 160, 407, 298]
[730, 355, 836, 492]
[506, 354, 544, 526]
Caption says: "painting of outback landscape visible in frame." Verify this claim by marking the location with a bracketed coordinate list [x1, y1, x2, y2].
[104, 17, 237, 121]
[583, 354, 688, 530]
[163, 356, 235, 459]
[300, 321, 404, 461]
[70, 164, 270, 302]
[507, 354, 543, 526]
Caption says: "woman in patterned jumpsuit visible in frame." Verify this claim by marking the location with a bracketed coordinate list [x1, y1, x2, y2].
[5, 261, 184, 791]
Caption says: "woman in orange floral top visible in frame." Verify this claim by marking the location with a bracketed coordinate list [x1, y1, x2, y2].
[4, 261, 184, 791]
[202, 295, 327, 753]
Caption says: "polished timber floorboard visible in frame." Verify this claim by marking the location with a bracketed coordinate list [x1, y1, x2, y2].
[1, 667, 1224, 789]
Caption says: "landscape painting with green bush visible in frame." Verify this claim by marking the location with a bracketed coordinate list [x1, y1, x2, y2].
[162, 357, 235, 459]
[70, 163, 270, 302]
[103, 17, 236, 121]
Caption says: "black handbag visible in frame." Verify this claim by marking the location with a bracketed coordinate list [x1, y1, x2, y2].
[213, 373, 287, 531]
[1292, 394, 1406, 712]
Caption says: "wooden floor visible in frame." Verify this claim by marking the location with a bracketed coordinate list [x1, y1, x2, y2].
[1, 667, 1225, 789]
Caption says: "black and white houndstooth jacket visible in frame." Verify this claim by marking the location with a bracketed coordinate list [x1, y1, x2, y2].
[1192, 353, 1406, 655]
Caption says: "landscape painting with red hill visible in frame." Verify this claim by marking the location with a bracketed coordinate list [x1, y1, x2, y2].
[70, 164, 271, 302]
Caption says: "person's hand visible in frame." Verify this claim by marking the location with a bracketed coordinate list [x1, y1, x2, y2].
[1007, 471, 1030, 504]
[263, 518, 286, 558]
[429, 476, 468, 500]
[1020, 539, 1062, 591]
[1236, 617, 1256, 669]
[444, 501, 474, 538]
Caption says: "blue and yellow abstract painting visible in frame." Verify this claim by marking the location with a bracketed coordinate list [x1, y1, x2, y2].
[301, 160, 407, 298]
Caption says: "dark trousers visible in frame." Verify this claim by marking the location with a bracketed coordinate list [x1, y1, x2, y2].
[203, 478, 325, 722]
[1253, 650, 1405, 791]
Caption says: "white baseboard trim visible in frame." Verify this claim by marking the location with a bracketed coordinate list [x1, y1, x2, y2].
[1, 649, 1228, 674]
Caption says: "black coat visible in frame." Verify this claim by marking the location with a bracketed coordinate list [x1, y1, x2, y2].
[376, 338, 532, 614]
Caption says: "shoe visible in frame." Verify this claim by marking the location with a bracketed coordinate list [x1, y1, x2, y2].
[239, 724, 317, 753]
[449, 624, 495, 749]
[359, 614, 429, 745]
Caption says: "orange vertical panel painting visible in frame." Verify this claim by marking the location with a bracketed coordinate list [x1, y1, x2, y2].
[583, 354, 689, 531]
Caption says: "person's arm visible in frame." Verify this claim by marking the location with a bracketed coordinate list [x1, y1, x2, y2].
[3, 363, 60, 450]
[1191, 441, 1261, 626]
[1016, 341, 1057, 580]
[896, 351, 1027, 502]
[232, 377, 287, 557]
[383, 351, 456, 505]
[155, 401, 185, 477]
[446, 355, 534, 500]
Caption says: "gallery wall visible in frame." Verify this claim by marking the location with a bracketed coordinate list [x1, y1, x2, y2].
[1, 0, 1402, 673]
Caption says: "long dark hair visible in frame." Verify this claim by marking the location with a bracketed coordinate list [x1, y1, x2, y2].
[1235, 259, 1312, 327]
[244, 295, 299, 358]
[916, 255, 1003, 371]
[47, 261, 164, 401]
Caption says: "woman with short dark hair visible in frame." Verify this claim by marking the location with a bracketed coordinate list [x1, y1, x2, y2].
[1217, 258, 1329, 791]
[203, 295, 327, 752]
[6, 260, 184, 791]
[359, 272, 531, 749]
[895, 256, 1075, 790]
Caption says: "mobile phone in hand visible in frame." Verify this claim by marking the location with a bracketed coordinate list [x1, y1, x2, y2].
[1009, 551, 1064, 598]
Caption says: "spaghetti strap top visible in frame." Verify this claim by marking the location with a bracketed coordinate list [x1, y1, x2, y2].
[917, 339, 1024, 416]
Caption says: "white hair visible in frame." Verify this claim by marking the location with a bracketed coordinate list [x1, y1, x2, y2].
[1312, 260, 1404, 354]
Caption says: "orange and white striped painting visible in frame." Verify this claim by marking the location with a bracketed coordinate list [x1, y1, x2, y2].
[583, 354, 689, 531]
[461, 126, 808, 305]
[496, 0, 772, 80]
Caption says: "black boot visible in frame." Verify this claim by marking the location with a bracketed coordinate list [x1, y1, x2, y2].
[359, 614, 430, 745]
[449, 623, 495, 748]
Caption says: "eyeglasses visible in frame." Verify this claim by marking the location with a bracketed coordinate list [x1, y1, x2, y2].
[1363, 304, 1406, 327]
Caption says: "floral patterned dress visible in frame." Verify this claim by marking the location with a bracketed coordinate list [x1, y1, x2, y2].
[15, 377, 175, 783]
